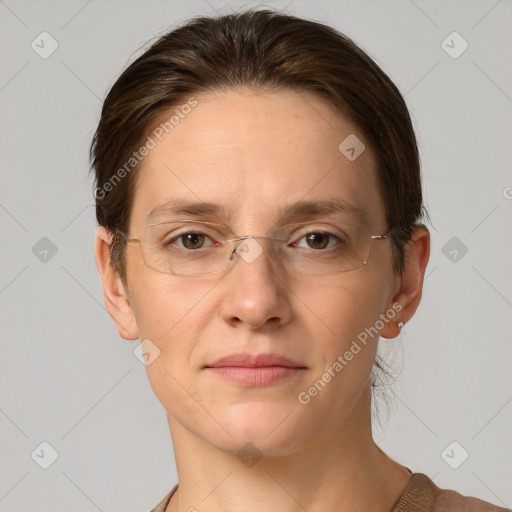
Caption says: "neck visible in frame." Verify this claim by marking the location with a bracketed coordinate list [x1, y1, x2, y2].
[165, 386, 411, 512]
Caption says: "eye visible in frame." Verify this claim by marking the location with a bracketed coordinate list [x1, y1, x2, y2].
[169, 232, 215, 250]
[294, 231, 342, 250]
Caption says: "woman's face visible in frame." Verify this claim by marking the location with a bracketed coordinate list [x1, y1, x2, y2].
[118, 89, 403, 456]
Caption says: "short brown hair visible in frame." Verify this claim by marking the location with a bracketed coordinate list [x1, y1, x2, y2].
[90, 8, 428, 284]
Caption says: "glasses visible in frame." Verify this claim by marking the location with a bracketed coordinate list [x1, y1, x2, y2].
[114, 219, 395, 277]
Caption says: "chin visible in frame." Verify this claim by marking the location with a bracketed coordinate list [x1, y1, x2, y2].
[212, 402, 307, 456]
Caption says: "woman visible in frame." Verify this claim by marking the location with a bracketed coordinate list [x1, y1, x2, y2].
[91, 9, 508, 511]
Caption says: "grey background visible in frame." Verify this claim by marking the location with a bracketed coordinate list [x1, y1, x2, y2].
[1, 0, 511, 510]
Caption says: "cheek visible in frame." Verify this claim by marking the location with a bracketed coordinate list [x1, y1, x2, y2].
[128, 269, 219, 382]
[303, 275, 389, 346]
[124, 246, 193, 340]
[127, 271, 202, 408]
[129, 270, 200, 343]
[297, 272, 393, 393]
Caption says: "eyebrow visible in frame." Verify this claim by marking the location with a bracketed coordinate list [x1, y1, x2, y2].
[146, 198, 367, 225]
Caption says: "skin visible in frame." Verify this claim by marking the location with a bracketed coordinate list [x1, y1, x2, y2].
[95, 88, 430, 511]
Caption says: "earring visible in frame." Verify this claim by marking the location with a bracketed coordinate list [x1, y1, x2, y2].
[398, 321, 404, 331]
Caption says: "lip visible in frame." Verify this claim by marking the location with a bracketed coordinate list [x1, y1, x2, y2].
[206, 366, 305, 386]
[205, 352, 306, 369]
[204, 352, 307, 387]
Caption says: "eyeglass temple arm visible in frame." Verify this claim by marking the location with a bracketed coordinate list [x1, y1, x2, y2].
[112, 229, 140, 245]
[371, 226, 397, 240]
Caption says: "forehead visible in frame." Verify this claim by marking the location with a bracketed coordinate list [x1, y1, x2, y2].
[130, 88, 385, 231]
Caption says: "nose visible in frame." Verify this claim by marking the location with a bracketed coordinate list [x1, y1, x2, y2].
[218, 237, 293, 330]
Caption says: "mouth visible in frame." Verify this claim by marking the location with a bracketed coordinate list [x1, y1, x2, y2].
[204, 366, 306, 386]
[204, 352, 307, 387]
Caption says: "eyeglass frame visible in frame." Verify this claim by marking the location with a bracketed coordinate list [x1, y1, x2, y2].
[112, 219, 397, 277]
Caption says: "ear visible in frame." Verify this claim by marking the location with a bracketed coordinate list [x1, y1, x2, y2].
[380, 226, 430, 339]
[94, 226, 139, 340]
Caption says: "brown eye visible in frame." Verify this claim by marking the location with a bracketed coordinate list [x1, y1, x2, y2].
[178, 233, 207, 250]
[304, 232, 331, 250]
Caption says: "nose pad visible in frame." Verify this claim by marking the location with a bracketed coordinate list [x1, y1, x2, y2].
[229, 238, 248, 262]
[229, 237, 286, 272]
[230, 237, 264, 265]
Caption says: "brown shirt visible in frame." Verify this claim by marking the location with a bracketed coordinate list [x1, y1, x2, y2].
[149, 473, 510, 511]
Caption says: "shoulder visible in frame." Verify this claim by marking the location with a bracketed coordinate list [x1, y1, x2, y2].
[148, 483, 178, 512]
[393, 473, 511, 512]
